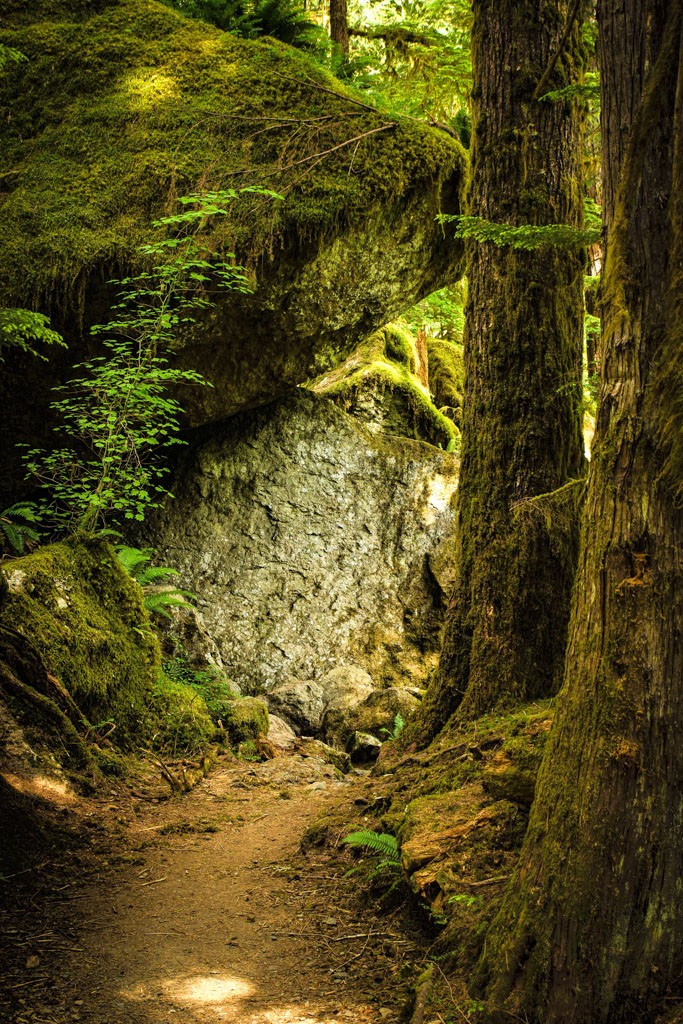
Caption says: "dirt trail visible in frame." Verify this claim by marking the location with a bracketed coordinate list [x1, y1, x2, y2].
[1, 750, 425, 1024]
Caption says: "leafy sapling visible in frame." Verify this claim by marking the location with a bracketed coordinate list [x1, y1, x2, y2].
[23, 187, 282, 535]
[0, 309, 65, 360]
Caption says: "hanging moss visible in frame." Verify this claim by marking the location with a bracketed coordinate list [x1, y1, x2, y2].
[0, 0, 466, 309]
[0, 538, 160, 744]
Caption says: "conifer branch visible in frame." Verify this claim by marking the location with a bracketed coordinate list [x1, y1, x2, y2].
[349, 25, 440, 48]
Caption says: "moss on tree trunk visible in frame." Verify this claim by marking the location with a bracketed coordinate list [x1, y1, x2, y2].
[416, 0, 586, 739]
[472, 4, 683, 1021]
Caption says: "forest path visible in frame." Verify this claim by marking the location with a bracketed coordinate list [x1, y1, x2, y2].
[2, 749, 424, 1024]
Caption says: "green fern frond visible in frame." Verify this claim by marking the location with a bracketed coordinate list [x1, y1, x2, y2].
[115, 545, 181, 585]
[115, 545, 157, 580]
[0, 503, 42, 554]
[115, 545, 196, 617]
[143, 588, 196, 619]
[343, 829, 400, 860]
[368, 857, 402, 878]
[136, 565, 179, 586]
[438, 215, 600, 251]
[539, 74, 600, 104]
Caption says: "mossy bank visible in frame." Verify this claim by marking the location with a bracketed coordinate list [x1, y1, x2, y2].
[1, 539, 160, 747]
[0, 539, 270, 778]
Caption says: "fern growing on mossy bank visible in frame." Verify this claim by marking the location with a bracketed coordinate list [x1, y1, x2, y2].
[115, 546, 196, 619]
[343, 829, 401, 878]
[163, 0, 327, 52]
[0, 503, 41, 555]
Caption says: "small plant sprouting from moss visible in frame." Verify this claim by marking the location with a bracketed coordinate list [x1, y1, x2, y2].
[447, 892, 483, 911]
[162, 653, 238, 724]
[380, 712, 405, 740]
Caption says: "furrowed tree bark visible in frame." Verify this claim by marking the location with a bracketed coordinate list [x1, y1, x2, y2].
[329, 0, 349, 55]
[473, 3, 683, 1022]
[415, 0, 586, 738]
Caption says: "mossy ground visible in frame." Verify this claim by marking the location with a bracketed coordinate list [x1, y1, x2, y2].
[0, 0, 465, 310]
[306, 699, 555, 1009]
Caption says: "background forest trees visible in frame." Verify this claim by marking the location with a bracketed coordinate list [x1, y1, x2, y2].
[2, 0, 682, 1020]
[470, 3, 683, 1021]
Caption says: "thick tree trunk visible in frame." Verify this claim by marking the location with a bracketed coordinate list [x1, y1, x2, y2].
[416, 0, 585, 737]
[473, 4, 683, 1022]
[329, 0, 349, 55]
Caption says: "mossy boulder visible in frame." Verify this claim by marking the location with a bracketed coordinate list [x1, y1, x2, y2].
[221, 696, 269, 744]
[310, 323, 458, 448]
[346, 730, 382, 764]
[266, 678, 326, 734]
[426, 338, 465, 425]
[299, 738, 351, 774]
[0, 0, 466, 498]
[146, 674, 216, 755]
[0, 539, 160, 744]
[323, 685, 420, 748]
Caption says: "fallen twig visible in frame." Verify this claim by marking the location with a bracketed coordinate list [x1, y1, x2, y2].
[465, 874, 510, 888]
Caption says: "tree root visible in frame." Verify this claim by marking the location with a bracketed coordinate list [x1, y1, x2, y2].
[409, 963, 434, 1024]
[0, 664, 94, 770]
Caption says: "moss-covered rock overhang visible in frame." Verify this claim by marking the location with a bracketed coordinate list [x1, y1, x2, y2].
[0, 0, 467, 429]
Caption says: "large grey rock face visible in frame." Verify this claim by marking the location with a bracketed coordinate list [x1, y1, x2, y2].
[144, 391, 458, 695]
